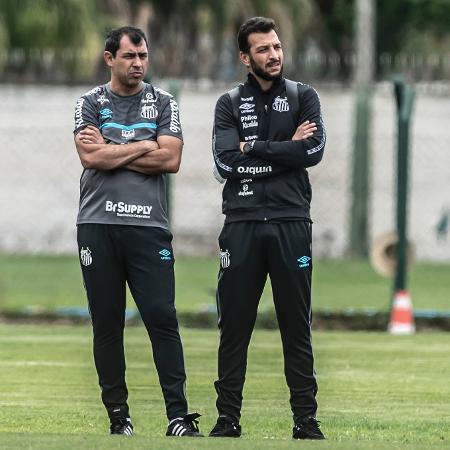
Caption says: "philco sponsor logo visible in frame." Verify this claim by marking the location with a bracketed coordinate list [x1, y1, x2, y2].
[238, 184, 253, 196]
[122, 129, 135, 139]
[237, 166, 272, 175]
[241, 114, 257, 122]
[142, 93, 156, 103]
[220, 249, 230, 268]
[272, 96, 289, 112]
[241, 114, 258, 129]
[245, 135, 258, 141]
[239, 102, 255, 113]
[169, 98, 181, 133]
[80, 247, 92, 266]
[105, 201, 152, 219]
[75, 98, 85, 128]
[141, 104, 158, 119]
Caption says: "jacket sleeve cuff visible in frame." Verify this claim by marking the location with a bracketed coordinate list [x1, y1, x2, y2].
[250, 140, 265, 155]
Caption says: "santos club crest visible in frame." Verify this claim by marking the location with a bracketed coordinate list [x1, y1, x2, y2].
[272, 96, 289, 112]
[80, 247, 92, 266]
[220, 249, 230, 268]
[141, 104, 158, 119]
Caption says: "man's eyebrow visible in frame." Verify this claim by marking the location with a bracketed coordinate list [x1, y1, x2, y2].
[255, 42, 281, 50]
[122, 51, 148, 56]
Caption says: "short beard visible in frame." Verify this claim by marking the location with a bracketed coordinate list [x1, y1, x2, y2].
[250, 57, 283, 81]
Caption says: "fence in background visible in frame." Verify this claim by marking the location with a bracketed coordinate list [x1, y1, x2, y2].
[0, 82, 449, 261]
[4, 49, 450, 83]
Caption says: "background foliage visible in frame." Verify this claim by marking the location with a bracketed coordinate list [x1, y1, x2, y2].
[2, 0, 450, 82]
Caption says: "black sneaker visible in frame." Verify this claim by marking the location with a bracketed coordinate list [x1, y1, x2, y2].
[292, 417, 325, 440]
[209, 415, 241, 438]
[110, 417, 133, 436]
[166, 412, 203, 437]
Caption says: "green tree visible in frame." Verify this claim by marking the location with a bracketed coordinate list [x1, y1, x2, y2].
[315, 0, 450, 80]
[97, 0, 314, 78]
[0, 0, 102, 82]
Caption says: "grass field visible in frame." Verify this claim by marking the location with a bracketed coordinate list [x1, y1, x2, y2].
[0, 324, 449, 449]
[1, 255, 449, 313]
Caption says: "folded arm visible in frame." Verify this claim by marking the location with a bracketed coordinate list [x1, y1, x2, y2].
[212, 94, 289, 181]
[74, 125, 158, 170]
[124, 135, 183, 175]
[248, 86, 326, 168]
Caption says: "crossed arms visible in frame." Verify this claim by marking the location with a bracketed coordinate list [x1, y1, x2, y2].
[213, 85, 326, 181]
[74, 125, 182, 175]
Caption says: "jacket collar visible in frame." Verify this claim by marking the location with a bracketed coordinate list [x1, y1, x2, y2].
[246, 73, 284, 94]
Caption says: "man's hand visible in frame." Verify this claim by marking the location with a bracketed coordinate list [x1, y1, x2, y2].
[292, 120, 317, 141]
[125, 135, 182, 175]
[78, 125, 106, 145]
[239, 141, 253, 153]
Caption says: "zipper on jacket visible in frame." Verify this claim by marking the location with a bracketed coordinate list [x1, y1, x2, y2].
[262, 103, 269, 219]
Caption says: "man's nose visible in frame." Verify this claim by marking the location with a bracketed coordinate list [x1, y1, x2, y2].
[268, 47, 278, 59]
[132, 56, 143, 66]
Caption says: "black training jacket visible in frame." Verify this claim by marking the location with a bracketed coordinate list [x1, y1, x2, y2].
[212, 74, 326, 223]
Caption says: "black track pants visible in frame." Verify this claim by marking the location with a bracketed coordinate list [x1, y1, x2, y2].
[77, 224, 187, 421]
[214, 221, 318, 423]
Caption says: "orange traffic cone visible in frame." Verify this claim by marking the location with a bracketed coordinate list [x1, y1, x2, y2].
[388, 290, 415, 334]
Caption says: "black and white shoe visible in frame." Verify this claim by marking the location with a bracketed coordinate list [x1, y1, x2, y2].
[292, 417, 325, 440]
[209, 415, 241, 437]
[166, 412, 203, 437]
[110, 417, 133, 436]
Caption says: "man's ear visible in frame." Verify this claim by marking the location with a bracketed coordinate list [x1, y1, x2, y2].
[104, 51, 114, 67]
[239, 51, 250, 68]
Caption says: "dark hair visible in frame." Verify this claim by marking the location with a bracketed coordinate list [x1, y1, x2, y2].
[237, 17, 278, 53]
[105, 26, 148, 56]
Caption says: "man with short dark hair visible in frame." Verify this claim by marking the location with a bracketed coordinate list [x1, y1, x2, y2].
[210, 17, 326, 440]
[73, 26, 202, 438]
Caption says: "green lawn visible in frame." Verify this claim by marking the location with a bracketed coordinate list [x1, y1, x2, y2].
[0, 255, 449, 313]
[0, 325, 448, 449]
